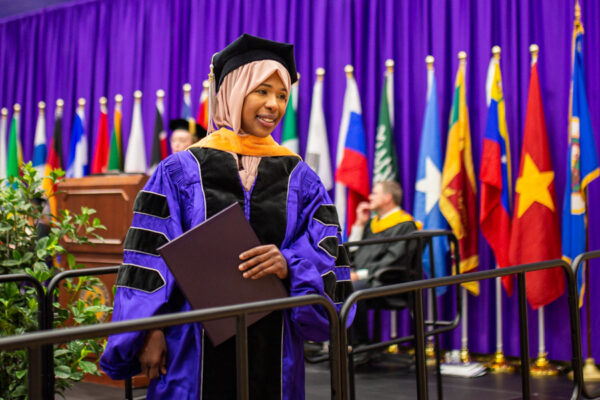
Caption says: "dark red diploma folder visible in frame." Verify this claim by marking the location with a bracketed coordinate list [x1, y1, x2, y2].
[157, 202, 287, 346]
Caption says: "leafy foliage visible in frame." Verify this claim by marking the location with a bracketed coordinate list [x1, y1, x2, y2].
[0, 163, 110, 399]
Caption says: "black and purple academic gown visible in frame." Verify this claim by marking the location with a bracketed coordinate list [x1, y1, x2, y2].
[100, 128, 353, 400]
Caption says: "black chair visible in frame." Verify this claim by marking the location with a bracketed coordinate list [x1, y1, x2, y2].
[345, 232, 447, 400]
[348, 234, 421, 362]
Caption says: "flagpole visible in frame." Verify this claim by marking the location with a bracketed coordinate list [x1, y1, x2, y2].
[530, 306, 559, 375]
[452, 51, 471, 366]
[583, 190, 600, 379]
[522, 43, 558, 376]
[423, 54, 437, 362]
[484, 46, 514, 373]
[383, 58, 400, 353]
[459, 287, 471, 363]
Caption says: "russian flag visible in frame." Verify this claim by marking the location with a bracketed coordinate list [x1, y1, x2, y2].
[335, 68, 370, 237]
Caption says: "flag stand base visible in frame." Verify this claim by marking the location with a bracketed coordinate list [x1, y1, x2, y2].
[460, 348, 471, 364]
[386, 344, 399, 354]
[485, 351, 516, 373]
[582, 358, 600, 381]
[425, 341, 439, 366]
[569, 357, 600, 381]
[530, 353, 560, 376]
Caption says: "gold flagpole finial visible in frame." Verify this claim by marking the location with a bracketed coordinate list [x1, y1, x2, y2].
[13, 103, 21, 113]
[38, 101, 46, 110]
[529, 44, 539, 63]
[77, 98, 86, 108]
[115, 94, 123, 104]
[344, 65, 354, 79]
[56, 99, 64, 108]
[1, 107, 7, 117]
[99, 97, 108, 105]
[385, 59, 394, 73]
[316, 67, 325, 81]
[156, 89, 165, 99]
[492, 46, 501, 60]
[183, 83, 191, 93]
[133, 90, 142, 101]
[296, 72, 301, 83]
[202, 79, 210, 89]
[425, 55, 434, 70]
[575, 0, 581, 21]
[458, 51, 467, 61]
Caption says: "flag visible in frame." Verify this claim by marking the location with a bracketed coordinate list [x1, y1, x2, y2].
[150, 91, 168, 173]
[414, 60, 450, 295]
[44, 101, 65, 217]
[32, 102, 47, 177]
[439, 54, 479, 295]
[305, 71, 332, 190]
[66, 101, 88, 178]
[7, 105, 23, 180]
[107, 95, 123, 172]
[335, 69, 370, 237]
[562, 8, 599, 306]
[480, 51, 514, 294]
[124, 91, 147, 173]
[182, 83, 196, 137]
[196, 80, 209, 130]
[91, 98, 110, 174]
[0, 108, 7, 180]
[281, 81, 299, 153]
[508, 52, 565, 310]
[373, 62, 398, 183]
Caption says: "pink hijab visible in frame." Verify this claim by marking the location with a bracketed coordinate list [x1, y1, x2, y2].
[209, 59, 292, 135]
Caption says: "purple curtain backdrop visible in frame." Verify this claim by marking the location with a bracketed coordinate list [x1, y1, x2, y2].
[1, 0, 599, 362]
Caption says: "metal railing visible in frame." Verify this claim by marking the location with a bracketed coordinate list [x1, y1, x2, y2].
[0, 253, 590, 399]
[572, 250, 600, 399]
[41, 266, 120, 399]
[0, 294, 342, 400]
[0, 273, 46, 397]
[341, 230, 461, 400]
[339, 259, 583, 400]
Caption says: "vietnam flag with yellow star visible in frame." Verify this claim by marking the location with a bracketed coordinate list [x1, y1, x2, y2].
[440, 54, 479, 295]
[508, 59, 565, 310]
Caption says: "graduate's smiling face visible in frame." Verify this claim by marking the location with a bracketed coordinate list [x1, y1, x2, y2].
[241, 72, 288, 137]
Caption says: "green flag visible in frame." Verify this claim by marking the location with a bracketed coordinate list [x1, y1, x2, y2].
[373, 70, 398, 183]
[281, 83, 298, 153]
[107, 98, 123, 171]
[7, 107, 22, 180]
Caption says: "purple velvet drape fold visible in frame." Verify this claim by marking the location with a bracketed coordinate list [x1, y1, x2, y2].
[1, 0, 598, 361]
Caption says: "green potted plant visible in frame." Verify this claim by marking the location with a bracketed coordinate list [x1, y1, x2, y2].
[0, 163, 111, 398]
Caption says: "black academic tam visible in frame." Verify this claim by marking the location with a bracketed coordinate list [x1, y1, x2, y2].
[212, 33, 297, 92]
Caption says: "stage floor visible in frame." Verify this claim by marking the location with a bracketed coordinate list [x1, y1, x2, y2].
[64, 357, 598, 399]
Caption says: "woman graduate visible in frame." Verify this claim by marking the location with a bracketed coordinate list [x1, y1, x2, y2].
[100, 34, 353, 400]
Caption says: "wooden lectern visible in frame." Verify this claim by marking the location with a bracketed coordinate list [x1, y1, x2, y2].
[56, 173, 149, 388]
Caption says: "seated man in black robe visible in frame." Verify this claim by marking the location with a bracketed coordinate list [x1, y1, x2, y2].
[348, 180, 421, 346]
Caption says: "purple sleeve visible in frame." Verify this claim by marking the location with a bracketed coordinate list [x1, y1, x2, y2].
[282, 164, 355, 341]
[100, 159, 186, 379]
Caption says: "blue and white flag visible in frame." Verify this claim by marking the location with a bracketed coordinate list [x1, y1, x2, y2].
[414, 63, 450, 295]
[66, 102, 88, 178]
[32, 103, 47, 177]
[562, 13, 599, 306]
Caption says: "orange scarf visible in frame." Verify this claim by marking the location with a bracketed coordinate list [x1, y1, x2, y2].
[190, 127, 301, 158]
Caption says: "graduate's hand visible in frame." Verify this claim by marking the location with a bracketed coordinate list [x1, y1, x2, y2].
[138, 329, 167, 379]
[239, 244, 288, 280]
